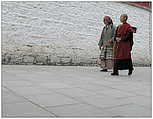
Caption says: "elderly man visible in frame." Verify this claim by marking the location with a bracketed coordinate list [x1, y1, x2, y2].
[111, 14, 134, 76]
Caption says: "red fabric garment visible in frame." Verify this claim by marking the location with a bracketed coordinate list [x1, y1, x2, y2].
[114, 23, 133, 59]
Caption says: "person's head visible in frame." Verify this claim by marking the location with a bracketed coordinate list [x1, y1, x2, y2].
[120, 14, 128, 23]
[103, 16, 113, 25]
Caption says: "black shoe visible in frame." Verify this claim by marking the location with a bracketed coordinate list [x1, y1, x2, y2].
[111, 73, 119, 76]
[128, 70, 133, 75]
[100, 69, 108, 72]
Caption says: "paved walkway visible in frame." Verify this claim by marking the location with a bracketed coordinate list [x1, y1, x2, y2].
[2, 65, 152, 117]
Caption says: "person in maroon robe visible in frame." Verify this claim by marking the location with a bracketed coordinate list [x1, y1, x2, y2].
[111, 14, 134, 76]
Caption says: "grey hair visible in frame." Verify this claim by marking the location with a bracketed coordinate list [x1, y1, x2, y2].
[121, 14, 128, 20]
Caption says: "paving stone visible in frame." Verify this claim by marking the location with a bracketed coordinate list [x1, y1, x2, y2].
[36, 82, 73, 90]
[74, 95, 133, 109]
[2, 80, 33, 87]
[54, 87, 98, 98]
[2, 102, 55, 117]
[77, 83, 114, 92]
[7, 86, 53, 96]
[95, 89, 137, 98]
[46, 103, 118, 117]
[26, 93, 79, 107]
[104, 103, 152, 117]
[2, 65, 151, 117]
[2, 92, 27, 104]
[119, 96, 152, 109]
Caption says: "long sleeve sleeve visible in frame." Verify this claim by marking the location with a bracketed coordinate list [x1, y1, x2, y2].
[111, 26, 116, 42]
[124, 27, 134, 50]
[98, 28, 104, 47]
[124, 27, 133, 41]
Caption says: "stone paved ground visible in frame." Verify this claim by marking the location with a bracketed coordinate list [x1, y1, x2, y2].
[2, 65, 152, 117]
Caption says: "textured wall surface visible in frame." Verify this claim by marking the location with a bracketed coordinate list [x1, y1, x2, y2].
[2, 1, 152, 66]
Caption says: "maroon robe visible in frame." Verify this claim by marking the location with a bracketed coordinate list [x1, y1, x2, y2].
[114, 23, 133, 59]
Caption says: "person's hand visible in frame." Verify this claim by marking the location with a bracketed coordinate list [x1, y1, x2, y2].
[99, 46, 103, 50]
[108, 40, 113, 43]
[99, 46, 101, 50]
[116, 37, 121, 42]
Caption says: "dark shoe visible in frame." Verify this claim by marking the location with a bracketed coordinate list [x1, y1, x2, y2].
[111, 73, 119, 76]
[100, 69, 108, 72]
[128, 70, 133, 75]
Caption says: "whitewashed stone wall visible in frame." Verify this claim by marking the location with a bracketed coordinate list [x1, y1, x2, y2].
[2, 1, 152, 66]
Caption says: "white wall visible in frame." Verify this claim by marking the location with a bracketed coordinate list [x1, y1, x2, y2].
[2, 1, 151, 66]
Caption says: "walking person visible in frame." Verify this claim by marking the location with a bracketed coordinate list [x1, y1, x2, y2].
[98, 16, 116, 72]
[111, 14, 134, 76]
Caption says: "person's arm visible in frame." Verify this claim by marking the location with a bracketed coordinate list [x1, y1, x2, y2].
[129, 32, 134, 51]
[124, 27, 134, 50]
[98, 27, 104, 50]
[124, 27, 133, 41]
[109, 25, 116, 43]
[126, 30, 134, 50]
[113, 26, 119, 42]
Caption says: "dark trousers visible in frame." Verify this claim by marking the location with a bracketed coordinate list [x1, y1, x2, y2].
[113, 59, 133, 73]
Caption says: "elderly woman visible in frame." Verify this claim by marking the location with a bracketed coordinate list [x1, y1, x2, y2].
[98, 16, 116, 72]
